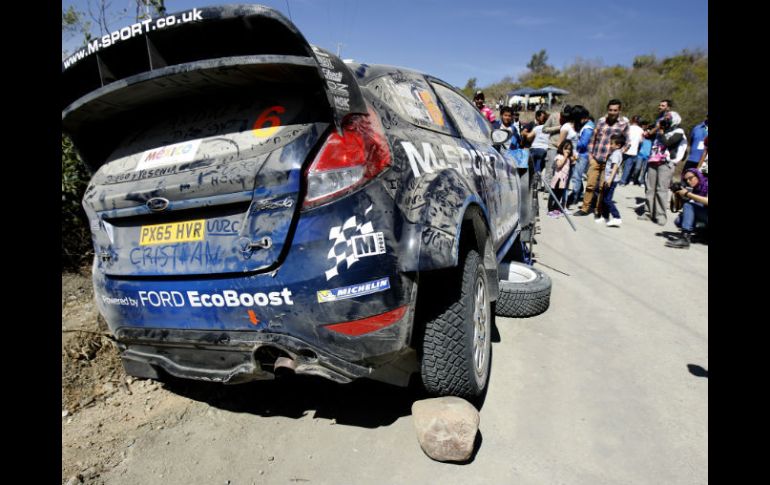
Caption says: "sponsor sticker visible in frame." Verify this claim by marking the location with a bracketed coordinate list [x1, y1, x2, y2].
[417, 90, 445, 127]
[136, 140, 201, 171]
[139, 219, 205, 246]
[317, 277, 391, 303]
[325, 205, 387, 280]
[133, 289, 294, 308]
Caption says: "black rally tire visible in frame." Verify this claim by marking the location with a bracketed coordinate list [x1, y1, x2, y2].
[495, 262, 551, 318]
[420, 249, 492, 399]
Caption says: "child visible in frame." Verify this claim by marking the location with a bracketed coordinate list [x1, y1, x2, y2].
[547, 140, 576, 218]
[600, 134, 625, 227]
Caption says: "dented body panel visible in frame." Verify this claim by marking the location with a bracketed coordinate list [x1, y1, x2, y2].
[63, 5, 530, 387]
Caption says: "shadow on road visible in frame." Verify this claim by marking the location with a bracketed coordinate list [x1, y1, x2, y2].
[655, 230, 709, 246]
[162, 373, 429, 428]
[687, 364, 708, 378]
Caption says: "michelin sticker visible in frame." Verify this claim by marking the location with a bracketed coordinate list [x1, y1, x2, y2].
[317, 277, 390, 303]
[325, 205, 386, 280]
[136, 140, 201, 171]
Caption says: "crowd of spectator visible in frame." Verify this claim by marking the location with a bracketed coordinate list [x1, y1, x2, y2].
[474, 92, 708, 249]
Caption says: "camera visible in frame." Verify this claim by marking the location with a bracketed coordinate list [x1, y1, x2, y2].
[670, 182, 692, 193]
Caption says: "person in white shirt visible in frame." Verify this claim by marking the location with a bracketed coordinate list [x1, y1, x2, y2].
[525, 110, 550, 188]
[619, 115, 645, 185]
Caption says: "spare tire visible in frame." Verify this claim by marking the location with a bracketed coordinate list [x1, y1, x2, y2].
[495, 262, 551, 318]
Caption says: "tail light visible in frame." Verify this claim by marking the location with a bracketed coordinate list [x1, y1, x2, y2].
[303, 105, 391, 209]
[324, 305, 408, 336]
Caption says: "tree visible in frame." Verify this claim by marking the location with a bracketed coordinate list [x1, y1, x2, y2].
[527, 49, 552, 74]
[461, 77, 478, 99]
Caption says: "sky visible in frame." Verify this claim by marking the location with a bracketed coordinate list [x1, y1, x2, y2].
[62, 0, 708, 88]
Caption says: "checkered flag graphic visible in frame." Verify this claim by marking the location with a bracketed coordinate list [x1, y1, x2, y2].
[325, 205, 374, 280]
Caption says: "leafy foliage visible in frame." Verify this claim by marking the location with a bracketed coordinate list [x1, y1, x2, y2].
[62, 135, 93, 270]
[482, 49, 708, 132]
[62, 1, 168, 269]
[461, 77, 478, 99]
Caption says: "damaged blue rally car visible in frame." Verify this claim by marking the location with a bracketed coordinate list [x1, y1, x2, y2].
[62, 4, 551, 398]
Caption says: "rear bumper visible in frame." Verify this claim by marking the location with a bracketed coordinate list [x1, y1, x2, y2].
[117, 328, 376, 385]
[94, 185, 420, 385]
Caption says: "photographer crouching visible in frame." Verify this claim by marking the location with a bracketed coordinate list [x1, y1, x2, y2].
[665, 168, 708, 249]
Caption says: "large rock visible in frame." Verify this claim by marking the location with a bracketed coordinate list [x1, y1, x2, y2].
[412, 397, 480, 462]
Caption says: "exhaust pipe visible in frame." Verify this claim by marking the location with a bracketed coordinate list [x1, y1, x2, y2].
[274, 356, 297, 375]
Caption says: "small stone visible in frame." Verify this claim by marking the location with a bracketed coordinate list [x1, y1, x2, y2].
[412, 397, 480, 462]
[62, 410, 70, 417]
[267, 456, 274, 462]
[259, 470, 264, 475]
[102, 382, 116, 394]
[112, 401, 121, 407]
[126, 377, 134, 385]
[67, 418, 73, 424]
[329, 419, 336, 425]
[166, 441, 171, 445]
[65, 476, 81, 485]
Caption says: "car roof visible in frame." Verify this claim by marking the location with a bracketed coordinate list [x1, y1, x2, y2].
[344, 61, 454, 89]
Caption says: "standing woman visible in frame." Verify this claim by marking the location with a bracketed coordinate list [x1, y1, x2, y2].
[639, 111, 687, 225]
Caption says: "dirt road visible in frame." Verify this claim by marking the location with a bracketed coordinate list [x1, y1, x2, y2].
[62, 184, 708, 484]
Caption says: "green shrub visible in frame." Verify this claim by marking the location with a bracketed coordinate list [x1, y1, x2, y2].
[62, 134, 92, 270]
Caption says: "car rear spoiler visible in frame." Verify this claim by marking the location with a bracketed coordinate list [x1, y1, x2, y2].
[62, 4, 366, 166]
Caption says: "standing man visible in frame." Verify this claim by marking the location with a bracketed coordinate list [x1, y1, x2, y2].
[648, 99, 673, 137]
[492, 106, 522, 150]
[473, 91, 496, 124]
[525, 110, 551, 186]
[685, 113, 708, 172]
[573, 99, 630, 219]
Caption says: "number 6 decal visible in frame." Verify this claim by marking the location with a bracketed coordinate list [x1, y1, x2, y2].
[252, 105, 286, 139]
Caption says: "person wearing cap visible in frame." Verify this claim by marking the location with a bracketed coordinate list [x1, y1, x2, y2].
[473, 91, 496, 124]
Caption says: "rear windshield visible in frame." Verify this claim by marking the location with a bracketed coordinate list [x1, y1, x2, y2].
[92, 84, 329, 176]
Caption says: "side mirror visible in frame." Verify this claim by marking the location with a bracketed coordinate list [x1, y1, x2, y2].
[491, 128, 512, 146]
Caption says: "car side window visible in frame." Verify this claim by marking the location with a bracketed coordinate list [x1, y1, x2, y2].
[430, 83, 491, 144]
[367, 73, 456, 136]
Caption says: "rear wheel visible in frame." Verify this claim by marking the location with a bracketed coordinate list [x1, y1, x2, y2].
[420, 249, 491, 398]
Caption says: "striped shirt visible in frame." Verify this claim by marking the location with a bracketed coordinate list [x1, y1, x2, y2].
[587, 116, 630, 162]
